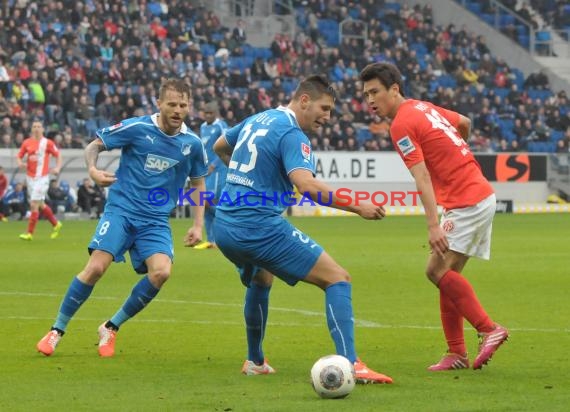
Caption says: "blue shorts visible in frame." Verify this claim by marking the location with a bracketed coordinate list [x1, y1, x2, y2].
[205, 169, 226, 200]
[214, 215, 324, 287]
[88, 212, 173, 274]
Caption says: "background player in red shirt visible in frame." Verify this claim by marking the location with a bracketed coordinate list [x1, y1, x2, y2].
[0, 165, 8, 222]
[360, 62, 508, 371]
[16, 120, 63, 240]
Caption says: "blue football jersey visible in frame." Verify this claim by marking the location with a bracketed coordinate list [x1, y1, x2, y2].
[97, 114, 208, 219]
[200, 118, 228, 170]
[217, 106, 315, 221]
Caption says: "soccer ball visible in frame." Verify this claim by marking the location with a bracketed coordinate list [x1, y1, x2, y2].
[310, 355, 356, 399]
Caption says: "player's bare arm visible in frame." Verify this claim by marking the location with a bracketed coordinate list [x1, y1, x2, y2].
[456, 114, 471, 141]
[51, 153, 62, 176]
[184, 177, 206, 247]
[16, 154, 25, 170]
[213, 135, 233, 166]
[409, 162, 449, 257]
[85, 138, 117, 187]
[289, 169, 385, 220]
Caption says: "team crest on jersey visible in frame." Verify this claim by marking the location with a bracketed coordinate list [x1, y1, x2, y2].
[181, 143, 192, 156]
[301, 143, 311, 161]
[396, 136, 416, 156]
[442, 220, 455, 233]
[144, 154, 179, 174]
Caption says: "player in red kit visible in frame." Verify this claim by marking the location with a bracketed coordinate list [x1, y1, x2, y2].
[360, 63, 508, 371]
[0, 166, 8, 222]
[16, 120, 63, 240]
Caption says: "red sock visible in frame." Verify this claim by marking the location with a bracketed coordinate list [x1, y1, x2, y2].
[27, 211, 40, 234]
[438, 270, 495, 333]
[41, 205, 58, 226]
[440, 289, 466, 354]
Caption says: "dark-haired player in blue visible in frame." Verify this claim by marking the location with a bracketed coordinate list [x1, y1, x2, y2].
[213, 75, 393, 383]
[194, 101, 228, 249]
[37, 79, 207, 357]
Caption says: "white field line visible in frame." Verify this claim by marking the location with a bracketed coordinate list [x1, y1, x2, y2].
[1, 291, 568, 333]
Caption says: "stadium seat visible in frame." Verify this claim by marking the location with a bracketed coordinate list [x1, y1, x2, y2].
[85, 119, 98, 137]
[348, 8, 360, 19]
[282, 80, 297, 94]
[481, 14, 495, 27]
[438, 75, 457, 88]
[528, 141, 556, 152]
[516, 25, 528, 36]
[88, 84, 100, 101]
[527, 89, 553, 101]
[147, 2, 163, 17]
[500, 14, 515, 27]
[357, 128, 372, 143]
[467, 3, 482, 15]
[497, 118, 514, 133]
[550, 130, 565, 142]
[511, 69, 525, 88]
[200, 44, 216, 57]
[384, 2, 401, 13]
[410, 43, 428, 56]
[494, 88, 510, 99]
[517, 35, 530, 49]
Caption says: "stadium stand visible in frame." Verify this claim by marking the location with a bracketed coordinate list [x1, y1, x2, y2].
[0, 0, 567, 153]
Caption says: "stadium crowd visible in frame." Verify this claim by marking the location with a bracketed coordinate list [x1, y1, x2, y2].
[0, 0, 568, 156]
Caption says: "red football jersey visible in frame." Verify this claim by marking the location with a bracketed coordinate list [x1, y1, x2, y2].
[17, 137, 60, 178]
[390, 99, 493, 209]
[0, 173, 7, 198]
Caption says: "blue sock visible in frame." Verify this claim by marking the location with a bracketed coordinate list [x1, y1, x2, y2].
[205, 206, 216, 243]
[53, 277, 94, 332]
[244, 283, 271, 364]
[110, 276, 159, 329]
[325, 281, 357, 363]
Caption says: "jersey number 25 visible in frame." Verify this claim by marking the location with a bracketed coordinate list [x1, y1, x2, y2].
[229, 124, 268, 173]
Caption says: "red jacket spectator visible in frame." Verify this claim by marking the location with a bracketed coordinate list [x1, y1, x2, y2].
[150, 17, 168, 40]
[68, 61, 86, 83]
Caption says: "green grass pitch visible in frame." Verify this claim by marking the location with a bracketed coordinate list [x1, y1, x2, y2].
[1, 214, 569, 411]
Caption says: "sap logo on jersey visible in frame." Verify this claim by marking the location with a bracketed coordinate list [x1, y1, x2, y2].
[144, 154, 179, 173]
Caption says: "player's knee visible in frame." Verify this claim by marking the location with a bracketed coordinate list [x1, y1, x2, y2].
[148, 268, 170, 287]
[82, 262, 107, 283]
[324, 268, 351, 286]
[425, 267, 444, 285]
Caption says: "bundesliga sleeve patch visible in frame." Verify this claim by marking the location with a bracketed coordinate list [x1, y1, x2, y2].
[106, 122, 123, 132]
[396, 136, 416, 156]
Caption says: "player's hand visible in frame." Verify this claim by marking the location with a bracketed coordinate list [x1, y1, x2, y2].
[50, 167, 61, 176]
[357, 202, 386, 220]
[428, 225, 449, 258]
[89, 169, 117, 187]
[184, 226, 203, 247]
